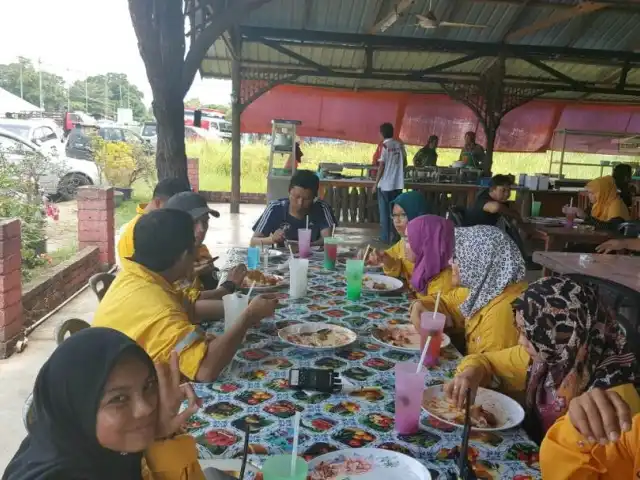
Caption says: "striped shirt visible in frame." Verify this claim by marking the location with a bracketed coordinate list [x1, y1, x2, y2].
[252, 198, 337, 243]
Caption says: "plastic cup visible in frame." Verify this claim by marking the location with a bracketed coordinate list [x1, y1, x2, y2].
[345, 259, 364, 301]
[222, 293, 249, 332]
[247, 246, 260, 270]
[395, 361, 427, 434]
[530, 200, 542, 218]
[289, 258, 309, 299]
[323, 237, 339, 270]
[262, 455, 308, 480]
[419, 311, 447, 367]
[298, 229, 312, 258]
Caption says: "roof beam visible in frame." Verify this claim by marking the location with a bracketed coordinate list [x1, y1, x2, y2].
[370, 0, 415, 33]
[260, 39, 335, 74]
[505, 1, 608, 41]
[463, 0, 640, 14]
[520, 56, 584, 88]
[240, 26, 640, 64]
[406, 53, 483, 79]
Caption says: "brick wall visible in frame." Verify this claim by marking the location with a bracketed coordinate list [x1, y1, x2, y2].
[200, 191, 267, 204]
[77, 186, 115, 266]
[0, 219, 23, 358]
[187, 158, 199, 192]
[21, 247, 101, 330]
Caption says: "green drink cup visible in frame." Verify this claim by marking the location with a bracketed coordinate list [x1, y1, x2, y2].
[345, 259, 365, 300]
[262, 455, 308, 480]
[323, 237, 340, 270]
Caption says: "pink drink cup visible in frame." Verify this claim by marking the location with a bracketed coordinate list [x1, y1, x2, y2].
[394, 361, 426, 434]
[298, 228, 312, 258]
[419, 311, 446, 367]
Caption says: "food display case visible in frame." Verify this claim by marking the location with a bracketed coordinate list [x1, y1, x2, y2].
[266, 119, 301, 202]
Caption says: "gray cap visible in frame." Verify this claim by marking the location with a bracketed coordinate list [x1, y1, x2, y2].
[164, 191, 220, 219]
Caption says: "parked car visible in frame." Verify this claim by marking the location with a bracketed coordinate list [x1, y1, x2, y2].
[0, 118, 65, 158]
[140, 121, 157, 149]
[0, 128, 100, 200]
[65, 125, 154, 161]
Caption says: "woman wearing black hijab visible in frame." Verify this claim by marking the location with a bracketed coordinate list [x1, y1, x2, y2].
[3, 327, 203, 480]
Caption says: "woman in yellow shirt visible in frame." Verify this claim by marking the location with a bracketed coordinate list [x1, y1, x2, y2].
[447, 277, 639, 443]
[4, 327, 206, 480]
[367, 191, 431, 285]
[411, 225, 526, 354]
[568, 175, 631, 230]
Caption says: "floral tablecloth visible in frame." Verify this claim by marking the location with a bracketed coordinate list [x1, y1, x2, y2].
[186, 249, 541, 480]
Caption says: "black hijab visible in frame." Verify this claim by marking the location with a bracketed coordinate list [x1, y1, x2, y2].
[3, 327, 156, 480]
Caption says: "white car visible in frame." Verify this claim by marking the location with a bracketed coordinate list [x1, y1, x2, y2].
[0, 118, 65, 159]
[0, 127, 100, 199]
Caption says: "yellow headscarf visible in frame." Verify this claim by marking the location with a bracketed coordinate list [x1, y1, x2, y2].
[586, 175, 630, 221]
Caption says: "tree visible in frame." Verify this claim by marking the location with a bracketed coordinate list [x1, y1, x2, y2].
[0, 58, 67, 112]
[69, 73, 147, 120]
[128, 0, 271, 182]
[185, 97, 201, 108]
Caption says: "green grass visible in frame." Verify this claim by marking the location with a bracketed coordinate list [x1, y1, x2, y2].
[187, 140, 638, 194]
[115, 183, 153, 228]
[26, 244, 79, 285]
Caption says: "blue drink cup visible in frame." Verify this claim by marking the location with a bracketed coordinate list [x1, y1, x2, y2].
[247, 247, 260, 270]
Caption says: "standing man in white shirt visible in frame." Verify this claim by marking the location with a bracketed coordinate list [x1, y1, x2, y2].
[374, 122, 407, 244]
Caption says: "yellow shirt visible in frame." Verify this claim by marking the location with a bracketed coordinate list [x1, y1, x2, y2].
[143, 435, 205, 480]
[418, 281, 526, 354]
[117, 203, 147, 264]
[93, 259, 207, 380]
[541, 407, 640, 479]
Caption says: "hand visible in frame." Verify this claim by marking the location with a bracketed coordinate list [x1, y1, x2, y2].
[380, 251, 398, 270]
[193, 259, 214, 276]
[568, 388, 632, 444]
[409, 300, 427, 330]
[596, 239, 628, 254]
[366, 249, 382, 266]
[443, 367, 483, 409]
[154, 351, 200, 439]
[244, 294, 278, 325]
[227, 264, 247, 287]
[271, 229, 286, 244]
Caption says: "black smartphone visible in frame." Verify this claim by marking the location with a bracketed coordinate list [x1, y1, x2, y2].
[288, 368, 341, 393]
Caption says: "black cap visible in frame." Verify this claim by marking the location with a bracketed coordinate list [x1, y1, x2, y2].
[164, 192, 220, 219]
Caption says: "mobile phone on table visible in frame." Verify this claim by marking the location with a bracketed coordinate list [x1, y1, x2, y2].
[288, 368, 341, 393]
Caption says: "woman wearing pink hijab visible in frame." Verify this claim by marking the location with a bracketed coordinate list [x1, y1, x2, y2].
[405, 215, 468, 347]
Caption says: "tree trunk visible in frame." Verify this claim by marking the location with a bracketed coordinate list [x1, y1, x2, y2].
[153, 92, 188, 183]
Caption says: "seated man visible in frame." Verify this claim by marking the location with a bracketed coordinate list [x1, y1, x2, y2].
[93, 209, 278, 382]
[464, 174, 525, 227]
[118, 178, 191, 264]
[251, 170, 337, 247]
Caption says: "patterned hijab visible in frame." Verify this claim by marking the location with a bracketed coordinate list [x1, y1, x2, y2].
[454, 225, 525, 318]
[514, 276, 636, 427]
[406, 215, 455, 294]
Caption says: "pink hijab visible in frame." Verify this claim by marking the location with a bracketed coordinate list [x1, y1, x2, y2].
[406, 215, 455, 294]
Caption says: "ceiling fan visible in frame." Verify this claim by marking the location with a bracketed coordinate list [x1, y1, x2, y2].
[416, 0, 488, 29]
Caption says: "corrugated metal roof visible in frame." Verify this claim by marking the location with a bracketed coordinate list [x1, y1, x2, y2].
[199, 0, 640, 104]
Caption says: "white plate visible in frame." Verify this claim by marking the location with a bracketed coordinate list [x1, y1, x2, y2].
[241, 272, 287, 291]
[236, 247, 285, 258]
[362, 274, 404, 293]
[371, 325, 450, 352]
[308, 448, 431, 480]
[421, 385, 525, 432]
[278, 322, 357, 350]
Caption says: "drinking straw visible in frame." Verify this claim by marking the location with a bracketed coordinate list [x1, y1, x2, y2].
[569, 197, 573, 208]
[332, 224, 336, 237]
[247, 281, 257, 298]
[306, 216, 309, 230]
[239, 424, 251, 480]
[416, 290, 441, 373]
[362, 244, 371, 262]
[288, 244, 294, 260]
[290, 411, 301, 475]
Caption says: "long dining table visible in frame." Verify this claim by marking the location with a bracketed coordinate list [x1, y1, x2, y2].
[189, 248, 542, 480]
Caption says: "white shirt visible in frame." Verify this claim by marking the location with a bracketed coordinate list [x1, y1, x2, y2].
[378, 138, 406, 191]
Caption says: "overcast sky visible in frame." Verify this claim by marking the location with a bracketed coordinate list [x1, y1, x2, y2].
[0, 0, 232, 106]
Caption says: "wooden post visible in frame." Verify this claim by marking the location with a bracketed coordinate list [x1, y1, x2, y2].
[230, 54, 242, 214]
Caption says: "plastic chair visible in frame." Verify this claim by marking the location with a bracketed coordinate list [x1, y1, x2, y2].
[618, 221, 640, 238]
[88, 272, 116, 301]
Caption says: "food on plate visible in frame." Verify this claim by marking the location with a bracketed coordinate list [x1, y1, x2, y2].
[374, 325, 420, 349]
[243, 270, 281, 287]
[286, 328, 352, 348]
[363, 276, 390, 290]
[424, 398, 499, 428]
[310, 457, 373, 480]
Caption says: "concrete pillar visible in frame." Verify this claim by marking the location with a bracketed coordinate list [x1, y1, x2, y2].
[187, 157, 200, 192]
[0, 219, 24, 358]
[77, 186, 115, 267]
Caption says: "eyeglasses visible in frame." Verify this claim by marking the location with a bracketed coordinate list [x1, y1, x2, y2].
[391, 213, 407, 220]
